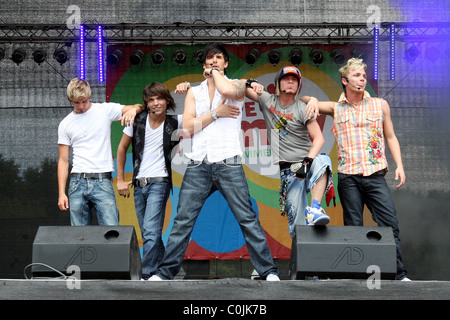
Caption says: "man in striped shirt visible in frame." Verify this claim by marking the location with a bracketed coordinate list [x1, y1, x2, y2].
[303, 58, 409, 281]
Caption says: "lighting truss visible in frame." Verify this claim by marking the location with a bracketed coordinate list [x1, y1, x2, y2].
[0, 22, 448, 45]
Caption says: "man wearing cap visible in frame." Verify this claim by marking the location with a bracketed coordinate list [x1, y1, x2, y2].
[246, 66, 332, 238]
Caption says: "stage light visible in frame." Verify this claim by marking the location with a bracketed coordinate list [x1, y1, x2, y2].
[289, 48, 302, 66]
[97, 25, 104, 82]
[151, 49, 165, 65]
[374, 24, 379, 80]
[79, 24, 85, 80]
[194, 49, 204, 64]
[268, 48, 281, 65]
[405, 46, 420, 63]
[390, 24, 395, 80]
[425, 46, 439, 63]
[330, 49, 345, 65]
[53, 48, 68, 65]
[173, 49, 187, 65]
[107, 49, 123, 65]
[32, 49, 47, 65]
[351, 48, 367, 62]
[12, 48, 26, 65]
[309, 49, 324, 65]
[0, 48, 5, 61]
[129, 49, 144, 65]
[245, 48, 260, 65]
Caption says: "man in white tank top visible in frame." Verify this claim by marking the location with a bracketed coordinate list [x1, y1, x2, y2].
[150, 44, 280, 281]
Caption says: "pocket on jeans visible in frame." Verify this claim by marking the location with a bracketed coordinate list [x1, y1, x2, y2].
[68, 180, 80, 196]
[98, 179, 116, 195]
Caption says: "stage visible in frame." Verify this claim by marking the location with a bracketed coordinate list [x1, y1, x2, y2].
[1, 278, 449, 300]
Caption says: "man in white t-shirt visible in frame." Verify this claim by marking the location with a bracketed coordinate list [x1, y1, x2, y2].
[149, 44, 280, 281]
[116, 82, 182, 279]
[57, 78, 143, 226]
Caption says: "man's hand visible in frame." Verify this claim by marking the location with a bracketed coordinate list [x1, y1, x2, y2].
[175, 82, 191, 95]
[395, 167, 406, 188]
[117, 180, 133, 198]
[214, 98, 241, 119]
[305, 97, 319, 120]
[120, 104, 142, 126]
[58, 194, 69, 211]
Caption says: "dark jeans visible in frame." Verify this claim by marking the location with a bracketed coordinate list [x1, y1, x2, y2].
[338, 171, 407, 279]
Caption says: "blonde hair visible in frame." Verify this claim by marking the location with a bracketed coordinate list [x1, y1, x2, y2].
[67, 78, 92, 102]
[339, 58, 367, 78]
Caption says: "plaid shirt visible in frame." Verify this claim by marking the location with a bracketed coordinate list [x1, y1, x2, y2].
[331, 91, 388, 176]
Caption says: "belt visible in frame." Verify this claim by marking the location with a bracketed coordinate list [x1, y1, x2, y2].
[71, 172, 112, 179]
[279, 162, 294, 171]
[136, 177, 169, 187]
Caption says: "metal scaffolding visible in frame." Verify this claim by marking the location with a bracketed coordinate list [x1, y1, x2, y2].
[0, 22, 449, 45]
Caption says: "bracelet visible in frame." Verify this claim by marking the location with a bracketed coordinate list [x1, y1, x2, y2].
[58, 194, 66, 198]
[246, 78, 258, 88]
[210, 68, 219, 76]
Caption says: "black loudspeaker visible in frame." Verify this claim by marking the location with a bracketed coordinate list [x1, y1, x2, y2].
[290, 226, 396, 280]
[31, 226, 142, 280]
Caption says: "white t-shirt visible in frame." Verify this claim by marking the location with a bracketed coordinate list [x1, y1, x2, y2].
[123, 114, 182, 178]
[58, 102, 124, 173]
[186, 79, 244, 162]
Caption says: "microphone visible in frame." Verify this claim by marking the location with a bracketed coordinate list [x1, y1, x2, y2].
[345, 77, 361, 90]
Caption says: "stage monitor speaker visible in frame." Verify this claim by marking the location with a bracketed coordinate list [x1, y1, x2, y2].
[290, 226, 396, 280]
[31, 226, 142, 280]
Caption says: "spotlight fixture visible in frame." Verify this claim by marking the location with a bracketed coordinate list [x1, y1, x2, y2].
[351, 48, 368, 62]
[53, 48, 68, 65]
[194, 49, 204, 64]
[107, 49, 123, 65]
[245, 48, 260, 65]
[425, 46, 438, 63]
[173, 49, 187, 65]
[129, 49, 144, 65]
[330, 49, 345, 65]
[309, 49, 324, 65]
[33, 49, 47, 65]
[289, 48, 302, 66]
[0, 48, 5, 61]
[405, 46, 420, 63]
[151, 49, 165, 65]
[268, 48, 281, 65]
[12, 48, 26, 65]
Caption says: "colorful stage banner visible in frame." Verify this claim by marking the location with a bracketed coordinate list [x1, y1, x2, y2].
[106, 44, 376, 260]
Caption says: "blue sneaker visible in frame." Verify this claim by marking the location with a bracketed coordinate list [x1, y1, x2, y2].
[305, 206, 330, 226]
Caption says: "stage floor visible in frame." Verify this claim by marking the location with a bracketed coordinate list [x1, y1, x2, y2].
[1, 278, 449, 300]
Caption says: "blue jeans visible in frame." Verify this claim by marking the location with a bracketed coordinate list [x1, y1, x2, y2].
[337, 171, 407, 279]
[68, 174, 119, 226]
[280, 154, 332, 238]
[134, 180, 170, 278]
[155, 157, 279, 280]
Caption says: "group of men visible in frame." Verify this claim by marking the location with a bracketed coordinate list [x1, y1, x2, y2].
[57, 44, 409, 281]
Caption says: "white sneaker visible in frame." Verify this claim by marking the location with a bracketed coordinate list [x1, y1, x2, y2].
[266, 274, 280, 281]
[148, 275, 163, 281]
[400, 277, 412, 281]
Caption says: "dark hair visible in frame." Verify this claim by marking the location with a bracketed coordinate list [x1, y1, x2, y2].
[202, 44, 230, 64]
[142, 82, 175, 111]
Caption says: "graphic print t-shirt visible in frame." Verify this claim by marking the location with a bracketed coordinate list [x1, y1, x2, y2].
[257, 92, 311, 164]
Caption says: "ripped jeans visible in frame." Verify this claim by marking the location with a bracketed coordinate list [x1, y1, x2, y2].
[279, 154, 332, 238]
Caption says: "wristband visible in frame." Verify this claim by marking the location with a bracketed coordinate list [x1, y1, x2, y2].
[246, 78, 258, 88]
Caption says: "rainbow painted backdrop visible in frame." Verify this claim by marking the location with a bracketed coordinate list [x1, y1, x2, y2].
[106, 44, 376, 260]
